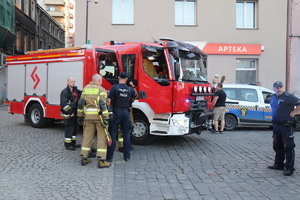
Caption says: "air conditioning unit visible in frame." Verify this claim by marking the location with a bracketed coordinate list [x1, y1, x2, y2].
[0, 53, 7, 66]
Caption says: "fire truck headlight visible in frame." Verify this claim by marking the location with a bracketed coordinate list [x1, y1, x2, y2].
[198, 86, 202, 93]
[193, 86, 198, 93]
[172, 119, 188, 128]
[203, 86, 207, 93]
[208, 87, 211, 93]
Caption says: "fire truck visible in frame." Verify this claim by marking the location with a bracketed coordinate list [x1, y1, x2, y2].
[6, 38, 214, 144]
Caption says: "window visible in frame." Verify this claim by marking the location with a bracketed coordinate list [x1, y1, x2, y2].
[236, 1, 257, 29]
[112, 0, 134, 24]
[16, 30, 21, 51]
[15, 0, 22, 10]
[175, 0, 196, 26]
[24, 33, 28, 51]
[99, 53, 119, 80]
[24, 0, 29, 15]
[46, 6, 55, 12]
[31, 0, 36, 20]
[262, 91, 272, 104]
[236, 58, 257, 84]
[122, 54, 136, 79]
[223, 88, 258, 102]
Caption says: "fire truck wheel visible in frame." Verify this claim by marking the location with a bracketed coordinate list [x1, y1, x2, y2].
[28, 103, 48, 128]
[131, 113, 155, 145]
[224, 114, 237, 131]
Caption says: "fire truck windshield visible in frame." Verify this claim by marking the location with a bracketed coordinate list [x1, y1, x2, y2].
[178, 53, 207, 82]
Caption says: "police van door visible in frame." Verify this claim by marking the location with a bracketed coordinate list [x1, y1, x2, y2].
[261, 90, 273, 123]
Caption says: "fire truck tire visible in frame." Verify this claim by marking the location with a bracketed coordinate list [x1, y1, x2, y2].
[28, 103, 48, 128]
[224, 114, 237, 131]
[131, 113, 155, 145]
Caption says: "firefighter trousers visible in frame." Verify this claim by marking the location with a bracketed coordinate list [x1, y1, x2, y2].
[81, 120, 107, 160]
[64, 116, 78, 147]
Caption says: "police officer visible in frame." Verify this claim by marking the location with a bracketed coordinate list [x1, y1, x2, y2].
[60, 77, 81, 150]
[268, 81, 300, 176]
[107, 72, 137, 162]
[77, 74, 110, 168]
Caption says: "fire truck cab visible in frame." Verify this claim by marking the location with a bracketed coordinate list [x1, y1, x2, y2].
[6, 38, 214, 144]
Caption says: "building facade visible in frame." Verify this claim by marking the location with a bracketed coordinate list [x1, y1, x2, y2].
[75, 0, 288, 90]
[42, 0, 75, 47]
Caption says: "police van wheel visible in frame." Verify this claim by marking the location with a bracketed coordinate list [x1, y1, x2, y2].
[225, 114, 237, 131]
[131, 113, 154, 145]
[28, 103, 48, 128]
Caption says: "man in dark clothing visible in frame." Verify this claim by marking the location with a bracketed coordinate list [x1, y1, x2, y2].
[106, 72, 137, 162]
[268, 81, 300, 176]
[211, 83, 227, 133]
[60, 77, 82, 150]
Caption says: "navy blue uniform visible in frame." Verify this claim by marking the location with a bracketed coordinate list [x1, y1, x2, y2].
[270, 92, 300, 171]
[107, 83, 136, 161]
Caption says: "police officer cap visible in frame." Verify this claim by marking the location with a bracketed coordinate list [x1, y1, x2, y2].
[119, 72, 128, 78]
[273, 81, 283, 88]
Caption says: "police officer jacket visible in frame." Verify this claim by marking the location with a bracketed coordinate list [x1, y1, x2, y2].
[77, 82, 109, 120]
[108, 83, 136, 109]
[60, 86, 81, 115]
[270, 92, 300, 123]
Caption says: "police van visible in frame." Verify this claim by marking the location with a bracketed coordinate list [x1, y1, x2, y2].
[222, 84, 274, 130]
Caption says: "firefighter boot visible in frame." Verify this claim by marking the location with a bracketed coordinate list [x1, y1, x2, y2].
[98, 160, 111, 168]
[81, 158, 91, 166]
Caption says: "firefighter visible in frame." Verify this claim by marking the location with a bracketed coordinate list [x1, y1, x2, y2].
[107, 72, 137, 162]
[77, 74, 111, 168]
[60, 77, 82, 150]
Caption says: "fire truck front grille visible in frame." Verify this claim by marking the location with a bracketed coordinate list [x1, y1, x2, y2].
[190, 100, 207, 111]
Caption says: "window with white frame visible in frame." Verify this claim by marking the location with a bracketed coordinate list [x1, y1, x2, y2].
[236, 58, 257, 84]
[236, 1, 257, 29]
[175, 0, 196, 25]
[112, 0, 134, 24]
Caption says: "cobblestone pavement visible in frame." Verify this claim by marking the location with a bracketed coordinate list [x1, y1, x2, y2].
[1, 105, 300, 200]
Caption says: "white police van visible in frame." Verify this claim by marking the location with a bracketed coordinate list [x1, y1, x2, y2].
[222, 84, 274, 130]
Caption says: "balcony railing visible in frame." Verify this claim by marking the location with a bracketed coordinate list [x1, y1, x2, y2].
[44, 0, 64, 6]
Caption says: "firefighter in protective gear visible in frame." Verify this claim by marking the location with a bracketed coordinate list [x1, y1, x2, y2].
[60, 77, 82, 150]
[107, 72, 137, 162]
[77, 74, 111, 168]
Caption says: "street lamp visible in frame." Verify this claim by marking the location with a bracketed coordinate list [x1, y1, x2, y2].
[86, 0, 99, 44]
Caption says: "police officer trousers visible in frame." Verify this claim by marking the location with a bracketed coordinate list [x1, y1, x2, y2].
[117, 108, 134, 148]
[107, 108, 131, 161]
[64, 116, 78, 147]
[81, 120, 107, 160]
[272, 124, 296, 171]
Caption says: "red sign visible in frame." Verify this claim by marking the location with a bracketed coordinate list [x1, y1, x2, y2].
[203, 43, 262, 55]
[31, 66, 40, 90]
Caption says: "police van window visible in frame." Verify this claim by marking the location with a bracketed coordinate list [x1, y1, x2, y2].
[122, 54, 135, 79]
[99, 53, 119, 79]
[263, 91, 272, 104]
[239, 89, 258, 102]
[223, 88, 238, 100]
[142, 49, 169, 79]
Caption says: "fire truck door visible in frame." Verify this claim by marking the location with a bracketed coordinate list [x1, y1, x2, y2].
[138, 48, 172, 114]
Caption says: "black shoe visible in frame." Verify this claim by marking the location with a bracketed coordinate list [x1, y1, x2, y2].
[219, 131, 223, 134]
[283, 169, 293, 176]
[118, 148, 124, 153]
[88, 152, 96, 158]
[66, 146, 76, 151]
[124, 157, 130, 161]
[210, 130, 218, 133]
[268, 164, 284, 170]
[72, 144, 81, 148]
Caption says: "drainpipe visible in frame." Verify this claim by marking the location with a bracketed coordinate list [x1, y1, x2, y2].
[286, 0, 291, 92]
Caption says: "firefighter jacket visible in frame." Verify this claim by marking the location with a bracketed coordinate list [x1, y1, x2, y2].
[77, 82, 109, 120]
[60, 86, 81, 115]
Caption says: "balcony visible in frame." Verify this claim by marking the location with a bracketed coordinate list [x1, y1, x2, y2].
[69, 13, 74, 19]
[48, 11, 64, 18]
[69, 23, 74, 29]
[70, 3, 74, 9]
[44, 0, 64, 6]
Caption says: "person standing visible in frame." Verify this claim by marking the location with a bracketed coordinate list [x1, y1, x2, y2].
[268, 81, 300, 176]
[60, 77, 81, 150]
[212, 74, 220, 84]
[77, 74, 111, 168]
[211, 83, 227, 133]
[220, 75, 226, 84]
[106, 72, 137, 162]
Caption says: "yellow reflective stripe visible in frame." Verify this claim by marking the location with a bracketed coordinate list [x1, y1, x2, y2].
[85, 111, 99, 114]
[102, 110, 109, 114]
[78, 109, 84, 112]
[100, 92, 106, 96]
[118, 138, 124, 142]
[97, 148, 107, 152]
[81, 147, 90, 151]
[64, 138, 72, 143]
[85, 108, 98, 112]
[83, 88, 100, 95]
[72, 136, 76, 140]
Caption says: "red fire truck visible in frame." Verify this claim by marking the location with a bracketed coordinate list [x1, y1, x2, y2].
[6, 38, 214, 144]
